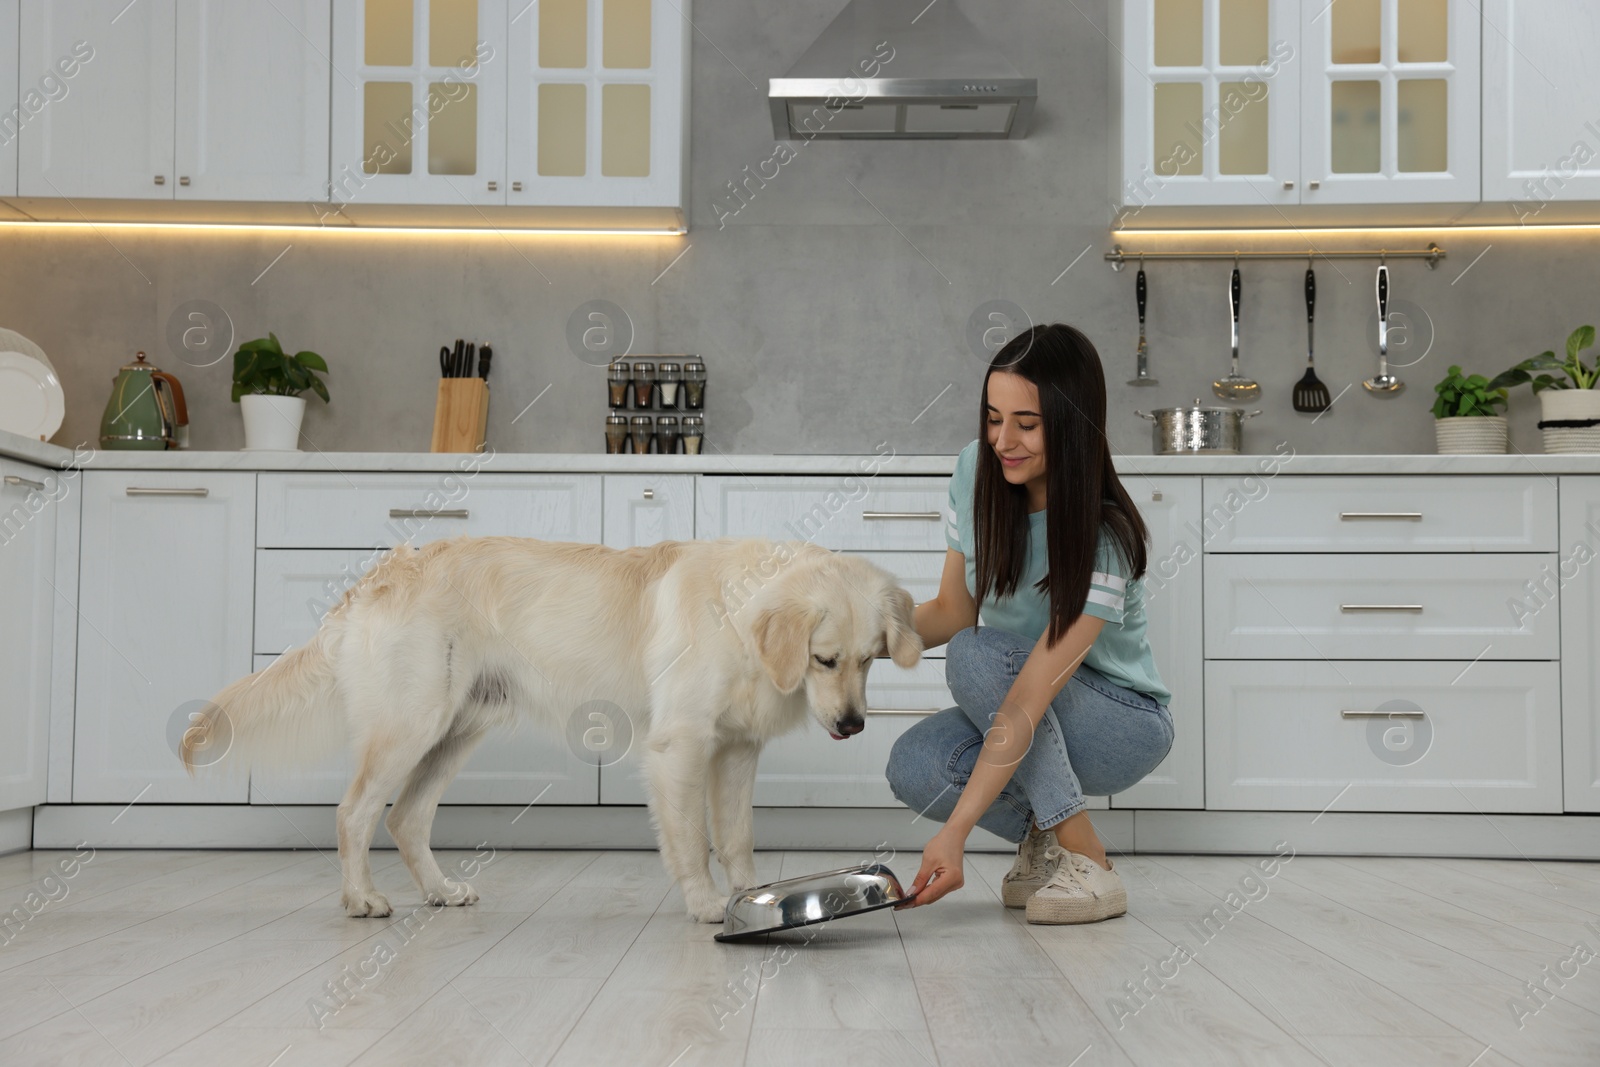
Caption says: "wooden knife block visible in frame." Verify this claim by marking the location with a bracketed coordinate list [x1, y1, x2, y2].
[430, 378, 489, 453]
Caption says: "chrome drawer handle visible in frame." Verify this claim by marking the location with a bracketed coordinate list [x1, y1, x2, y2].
[126, 486, 208, 497]
[865, 707, 941, 716]
[1340, 604, 1423, 613]
[862, 511, 941, 521]
[1339, 511, 1422, 521]
[4, 474, 46, 491]
[1342, 708, 1424, 718]
[390, 508, 469, 519]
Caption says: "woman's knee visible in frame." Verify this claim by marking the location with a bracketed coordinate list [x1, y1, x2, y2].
[884, 709, 968, 811]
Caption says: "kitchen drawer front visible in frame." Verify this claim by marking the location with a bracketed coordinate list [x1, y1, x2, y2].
[255, 549, 384, 653]
[846, 550, 948, 657]
[698, 475, 947, 550]
[1204, 660, 1562, 813]
[257, 473, 603, 548]
[246, 652, 600, 806]
[1204, 554, 1560, 660]
[1201, 476, 1556, 552]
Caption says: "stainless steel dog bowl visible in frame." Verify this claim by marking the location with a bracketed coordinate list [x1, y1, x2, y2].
[714, 863, 917, 942]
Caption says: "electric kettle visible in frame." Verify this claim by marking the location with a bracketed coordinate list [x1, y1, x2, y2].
[99, 351, 189, 450]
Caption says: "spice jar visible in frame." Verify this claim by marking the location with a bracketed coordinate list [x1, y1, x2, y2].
[680, 413, 704, 455]
[656, 414, 679, 454]
[657, 361, 682, 410]
[682, 356, 706, 410]
[631, 361, 656, 410]
[607, 360, 631, 409]
[629, 415, 654, 455]
[604, 413, 629, 454]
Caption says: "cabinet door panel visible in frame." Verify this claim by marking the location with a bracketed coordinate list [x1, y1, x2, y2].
[1481, 0, 1600, 206]
[73, 472, 255, 803]
[1111, 478, 1203, 808]
[18, 0, 176, 199]
[1, 0, 17, 197]
[175, 0, 331, 202]
[0, 460, 56, 810]
[602, 473, 692, 547]
[1300, 0, 1479, 203]
[1560, 476, 1600, 811]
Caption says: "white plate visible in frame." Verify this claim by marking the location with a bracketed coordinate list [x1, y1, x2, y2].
[0, 328, 54, 375]
[0, 351, 66, 441]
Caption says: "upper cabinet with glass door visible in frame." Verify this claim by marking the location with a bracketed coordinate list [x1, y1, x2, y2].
[1118, 0, 1302, 209]
[1301, 0, 1479, 203]
[505, 0, 686, 211]
[331, 0, 509, 206]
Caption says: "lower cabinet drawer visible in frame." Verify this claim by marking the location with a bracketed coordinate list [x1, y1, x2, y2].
[1204, 660, 1562, 813]
[1204, 553, 1561, 660]
[698, 475, 947, 550]
[245, 655, 599, 806]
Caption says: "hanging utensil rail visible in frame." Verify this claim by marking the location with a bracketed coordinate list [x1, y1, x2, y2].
[1104, 242, 1446, 270]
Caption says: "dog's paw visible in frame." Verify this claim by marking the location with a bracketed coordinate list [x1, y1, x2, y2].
[684, 887, 729, 924]
[423, 880, 478, 907]
[343, 889, 392, 918]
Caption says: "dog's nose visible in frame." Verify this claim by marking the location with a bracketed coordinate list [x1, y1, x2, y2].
[836, 713, 865, 737]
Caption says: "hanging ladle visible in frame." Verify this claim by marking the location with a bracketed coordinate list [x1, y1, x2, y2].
[1212, 259, 1260, 401]
[1363, 258, 1404, 395]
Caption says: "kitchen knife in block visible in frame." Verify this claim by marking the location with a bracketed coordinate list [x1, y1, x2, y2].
[430, 378, 489, 452]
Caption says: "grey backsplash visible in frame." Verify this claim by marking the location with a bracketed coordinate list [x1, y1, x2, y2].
[1, 0, 1588, 459]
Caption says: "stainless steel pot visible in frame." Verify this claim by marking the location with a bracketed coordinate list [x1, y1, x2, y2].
[1135, 397, 1262, 454]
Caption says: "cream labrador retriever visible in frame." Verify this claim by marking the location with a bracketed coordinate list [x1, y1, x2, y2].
[184, 535, 922, 922]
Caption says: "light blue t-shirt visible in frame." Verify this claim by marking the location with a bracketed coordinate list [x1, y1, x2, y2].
[943, 439, 1171, 706]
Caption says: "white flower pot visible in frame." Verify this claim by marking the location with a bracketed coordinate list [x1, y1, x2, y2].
[1538, 389, 1600, 453]
[1434, 415, 1507, 454]
[239, 394, 305, 451]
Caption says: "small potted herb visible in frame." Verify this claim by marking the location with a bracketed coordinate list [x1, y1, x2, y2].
[231, 333, 330, 451]
[1498, 325, 1600, 453]
[1430, 364, 1511, 454]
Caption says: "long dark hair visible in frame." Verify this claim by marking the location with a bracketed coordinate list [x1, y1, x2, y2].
[973, 323, 1149, 648]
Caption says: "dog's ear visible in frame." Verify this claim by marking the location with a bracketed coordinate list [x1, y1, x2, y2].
[879, 585, 924, 668]
[751, 596, 820, 695]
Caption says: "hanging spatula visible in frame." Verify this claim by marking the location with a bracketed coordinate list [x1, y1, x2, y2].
[1293, 265, 1331, 413]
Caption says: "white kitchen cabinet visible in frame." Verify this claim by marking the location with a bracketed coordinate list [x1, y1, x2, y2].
[0, 0, 18, 197]
[18, 0, 176, 200]
[1560, 477, 1600, 812]
[0, 459, 57, 812]
[1116, 0, 1302, 208]
[1481, 0, 1600, 208]
[330, 0, 508, 205]
[1299, 0, 1479, 203]
[505, 0, 687, 209]
[73, 471, 255, 803]
[174, 0, 331, 202]
[18, 0, 330, 202]
[1112, 478, 1203, 809]
[698, 475, 947, 551]
[602, 473, 693, 548]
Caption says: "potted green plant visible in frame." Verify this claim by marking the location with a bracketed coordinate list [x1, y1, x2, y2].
[1430, 364, 1510, 454]
[1499, 325, 1600, 453]
[231, 333, 330, 451]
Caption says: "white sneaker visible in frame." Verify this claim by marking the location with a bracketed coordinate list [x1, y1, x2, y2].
[1024, 845, 1127, 925]
[1000, 826, 1058, 908]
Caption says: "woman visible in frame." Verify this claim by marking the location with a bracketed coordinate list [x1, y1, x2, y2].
[884, 323, 1174, 924]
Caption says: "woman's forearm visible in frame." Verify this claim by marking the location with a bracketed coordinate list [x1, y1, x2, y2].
[913, 597, 970, 650]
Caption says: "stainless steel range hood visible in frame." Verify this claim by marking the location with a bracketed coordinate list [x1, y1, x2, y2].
[769, 0, 1036, 140]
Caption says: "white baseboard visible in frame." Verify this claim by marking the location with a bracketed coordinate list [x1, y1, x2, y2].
[0, 807, 32, 856]
[29, 805, 1600, 860]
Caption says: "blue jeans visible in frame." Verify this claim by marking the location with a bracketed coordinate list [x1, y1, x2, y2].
[885, 625, 1175, 844]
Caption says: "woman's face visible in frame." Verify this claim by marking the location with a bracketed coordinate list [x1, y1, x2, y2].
[985, 371, 1047, 496]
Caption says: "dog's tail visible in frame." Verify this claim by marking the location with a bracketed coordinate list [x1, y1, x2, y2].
[181, 618, 347, 776]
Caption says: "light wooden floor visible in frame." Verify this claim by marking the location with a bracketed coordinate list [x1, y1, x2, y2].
[0, 846, 1597, 1066]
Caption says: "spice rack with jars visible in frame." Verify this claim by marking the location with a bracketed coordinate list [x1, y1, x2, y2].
[605, 356, 705, 454]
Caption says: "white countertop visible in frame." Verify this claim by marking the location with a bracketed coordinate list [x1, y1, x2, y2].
[4, 429, 1599, 476]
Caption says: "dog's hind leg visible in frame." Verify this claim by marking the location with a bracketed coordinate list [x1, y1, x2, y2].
[337, 720, 449, 918]
[708, 740, 760, 894]
[386, 722, 492, 907]
[643, 733, 726, 923]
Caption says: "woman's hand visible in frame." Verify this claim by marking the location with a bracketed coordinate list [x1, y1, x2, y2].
[900, 826, 967, 908]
